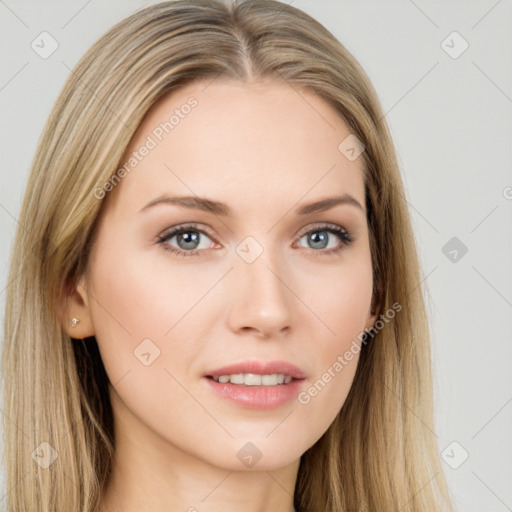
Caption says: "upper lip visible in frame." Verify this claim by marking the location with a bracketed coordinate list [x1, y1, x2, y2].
[204, 360, 306, 379]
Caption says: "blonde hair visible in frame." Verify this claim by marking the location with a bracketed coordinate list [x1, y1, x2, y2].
[2, 1, 453, 510]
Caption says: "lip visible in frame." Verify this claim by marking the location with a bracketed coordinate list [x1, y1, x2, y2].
[202, 360, 307, 410]
[204, 360, 306, 380]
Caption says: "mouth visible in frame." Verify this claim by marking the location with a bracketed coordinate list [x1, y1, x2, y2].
[206, 373, 296, 386]
[202, 360, 306, 409]
[204, 360, 306, 383]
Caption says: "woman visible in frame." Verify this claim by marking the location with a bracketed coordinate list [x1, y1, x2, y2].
[1, 1, 453, 510]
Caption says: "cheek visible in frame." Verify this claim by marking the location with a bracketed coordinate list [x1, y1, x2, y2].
[89, 223, 212, 331]
[302, 253, 373, 342]
[85, 244, 225, 455]
[86, 237, 230, 387]
[293, 256, 372, 426]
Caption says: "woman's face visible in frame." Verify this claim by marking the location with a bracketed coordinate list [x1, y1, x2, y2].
[77, 78, 376, 472]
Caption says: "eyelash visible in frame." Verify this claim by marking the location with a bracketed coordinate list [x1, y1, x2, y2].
[156, 222, 355, 258]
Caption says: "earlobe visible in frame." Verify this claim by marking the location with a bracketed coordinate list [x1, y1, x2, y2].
[61, 276, 95, 339]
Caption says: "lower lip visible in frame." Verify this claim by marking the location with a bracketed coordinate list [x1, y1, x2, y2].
[203, 377, 305, 409]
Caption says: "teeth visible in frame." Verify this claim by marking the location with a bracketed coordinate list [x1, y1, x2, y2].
[211, 373, 294, 386]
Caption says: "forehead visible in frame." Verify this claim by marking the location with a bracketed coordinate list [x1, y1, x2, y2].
[106, 79, 365, 218]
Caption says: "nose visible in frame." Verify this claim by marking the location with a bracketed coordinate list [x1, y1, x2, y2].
[226, 249, 294, 339]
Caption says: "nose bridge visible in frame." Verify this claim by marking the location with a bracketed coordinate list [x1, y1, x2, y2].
[228, 236, 293, 336]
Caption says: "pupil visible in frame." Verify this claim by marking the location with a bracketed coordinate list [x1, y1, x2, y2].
[309, 231, 328, 249]
[178, 231, 199, 249]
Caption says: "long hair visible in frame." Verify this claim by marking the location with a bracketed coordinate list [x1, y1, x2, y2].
[1, 1, 453, 510]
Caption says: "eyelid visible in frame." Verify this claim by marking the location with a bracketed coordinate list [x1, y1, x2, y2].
[156, 221, 355, 255]
[296, 221, 349, 238]
[157, 222, 350, 241]
[156, 222, 217, 243]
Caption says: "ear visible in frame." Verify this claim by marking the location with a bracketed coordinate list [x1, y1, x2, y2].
[61, 275, 95, 339]
[364, 275, 383, 332]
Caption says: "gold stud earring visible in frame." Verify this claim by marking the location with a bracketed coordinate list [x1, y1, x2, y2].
[71, 317, 80, 328]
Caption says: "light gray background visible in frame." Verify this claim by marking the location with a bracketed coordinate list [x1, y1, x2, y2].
[1, 1, 511, 510]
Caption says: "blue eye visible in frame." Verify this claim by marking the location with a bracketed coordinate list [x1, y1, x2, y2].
[296, 224, 354, 255]
[156, 223, 355, 257]
[157, 224, 214, 257]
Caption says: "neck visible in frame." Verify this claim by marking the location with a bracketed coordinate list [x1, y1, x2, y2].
[100, 451, 299, 512]
[98, 390, 299, 512]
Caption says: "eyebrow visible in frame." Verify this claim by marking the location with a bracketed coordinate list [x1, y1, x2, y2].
[139, 193, 365, 216]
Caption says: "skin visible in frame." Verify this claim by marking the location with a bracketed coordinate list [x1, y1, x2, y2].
[64, 78, 378, 512]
